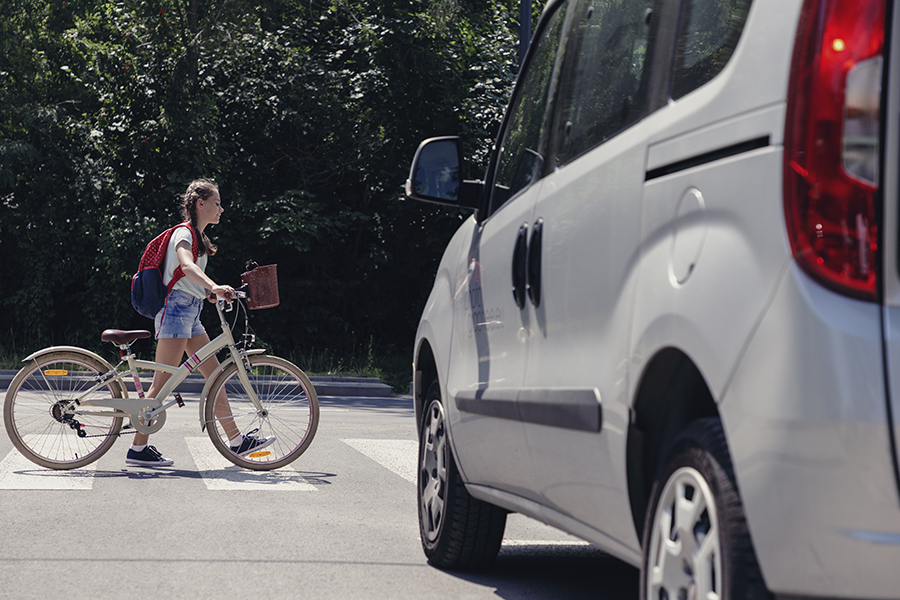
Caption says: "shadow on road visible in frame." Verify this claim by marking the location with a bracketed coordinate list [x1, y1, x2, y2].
[70, 468, 339, 485]
[447, 544, 639, 599]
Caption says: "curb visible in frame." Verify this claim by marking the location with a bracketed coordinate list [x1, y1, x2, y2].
[0, 370, 393, 398]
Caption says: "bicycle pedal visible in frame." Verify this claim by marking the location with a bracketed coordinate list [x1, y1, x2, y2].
[175, 393, 185, 408]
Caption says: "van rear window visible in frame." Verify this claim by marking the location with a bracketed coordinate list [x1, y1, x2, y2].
[672, 0, 753, 99]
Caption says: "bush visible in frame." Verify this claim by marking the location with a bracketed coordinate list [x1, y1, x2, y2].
[0, 0, 534, 384]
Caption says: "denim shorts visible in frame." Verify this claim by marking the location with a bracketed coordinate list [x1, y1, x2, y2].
[155, 289, 206, 339]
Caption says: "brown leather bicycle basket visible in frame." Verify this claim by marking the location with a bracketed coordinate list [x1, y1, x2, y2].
[241, 262, 280, 310]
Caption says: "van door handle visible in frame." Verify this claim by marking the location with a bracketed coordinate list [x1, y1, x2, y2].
[527, 219, 542, 307]
[512, 223, 529, 309]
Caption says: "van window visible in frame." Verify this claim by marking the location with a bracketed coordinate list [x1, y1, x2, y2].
[553, 0, 655, 167]
[491, 0, 571, 213]
[671, 0, 753, 99]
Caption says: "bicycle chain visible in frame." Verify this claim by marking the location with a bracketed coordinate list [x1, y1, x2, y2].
[66, 422, 140, 439]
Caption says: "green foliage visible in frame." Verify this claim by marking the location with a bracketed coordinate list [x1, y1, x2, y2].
[287, 337, 411, 393]
[0, 0, 538, 383]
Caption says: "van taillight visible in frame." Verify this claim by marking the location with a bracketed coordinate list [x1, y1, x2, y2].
[784, 0, 886, 301]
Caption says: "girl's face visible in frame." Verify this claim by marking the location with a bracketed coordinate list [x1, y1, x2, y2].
[197, 190, 223, 226]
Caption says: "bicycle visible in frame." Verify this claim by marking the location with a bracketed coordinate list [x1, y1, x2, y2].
[3, 289, 319, 471]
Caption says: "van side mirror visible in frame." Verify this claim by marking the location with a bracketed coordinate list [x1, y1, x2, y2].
[405, 137, 481, 210]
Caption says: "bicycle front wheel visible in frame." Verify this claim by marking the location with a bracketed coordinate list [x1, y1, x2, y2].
[204, 355, 319, 470]
[4, 351, 125, 469]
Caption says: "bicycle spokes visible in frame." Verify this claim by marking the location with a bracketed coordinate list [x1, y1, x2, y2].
[203, 356, 319, 470]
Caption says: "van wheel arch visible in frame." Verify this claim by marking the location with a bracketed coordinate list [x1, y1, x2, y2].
[414, 340, 439, 432]
[627, 348, 719, 541]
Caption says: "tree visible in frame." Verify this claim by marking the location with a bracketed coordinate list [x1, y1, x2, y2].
[0, 0, 532, 379]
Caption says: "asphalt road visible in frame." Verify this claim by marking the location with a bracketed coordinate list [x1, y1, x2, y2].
[0, 393, 638, 600]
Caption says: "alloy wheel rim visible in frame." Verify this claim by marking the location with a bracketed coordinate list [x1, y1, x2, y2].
[419, 400, 447, 544]
[646, 466, 722, 600]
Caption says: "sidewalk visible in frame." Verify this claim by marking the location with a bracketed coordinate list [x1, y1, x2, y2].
[0, 370, 393, 398]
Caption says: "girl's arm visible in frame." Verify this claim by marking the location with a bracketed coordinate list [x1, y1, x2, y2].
[175, 241, 234, 299]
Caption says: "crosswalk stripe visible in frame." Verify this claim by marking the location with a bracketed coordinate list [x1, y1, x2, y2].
[501, 539, 591, 547]
[342, 438, 418, 484]
[0, 438, 419, 492]
[0, 448, 94, 490]
[185, 437, 318, 491]
[343, 439, 591, 548]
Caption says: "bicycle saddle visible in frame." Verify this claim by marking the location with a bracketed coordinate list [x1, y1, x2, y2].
[101, 329, 151, 344]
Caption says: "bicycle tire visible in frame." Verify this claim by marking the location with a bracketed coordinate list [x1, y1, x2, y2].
[4, 351, 125, 470]
[204, 355, 319, 470]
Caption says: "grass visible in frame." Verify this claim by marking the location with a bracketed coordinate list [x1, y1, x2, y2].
[0, 346, 22, 371]
[287, 338, 411, 394]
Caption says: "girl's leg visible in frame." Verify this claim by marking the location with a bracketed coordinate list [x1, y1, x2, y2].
[185, 333, 241, 441]
[185, 333, 275, 456]
[132, 337, 189, 447]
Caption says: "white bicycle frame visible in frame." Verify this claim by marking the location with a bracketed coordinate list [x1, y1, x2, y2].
[23, 297, 264, 435]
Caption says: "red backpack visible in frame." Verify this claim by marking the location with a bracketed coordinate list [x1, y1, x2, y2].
[131, 222, 200, 319]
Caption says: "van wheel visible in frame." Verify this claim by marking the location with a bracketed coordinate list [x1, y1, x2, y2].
[641, 418, 770, 600]
[418, 380, 507, 569]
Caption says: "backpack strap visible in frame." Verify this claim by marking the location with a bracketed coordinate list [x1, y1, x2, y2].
[166, 222, 201, 292]
[156, 223, 203, 339]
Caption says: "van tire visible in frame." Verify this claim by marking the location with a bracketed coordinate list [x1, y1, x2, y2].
[640, 418, 771, 600]
[417, 380, 507, 569]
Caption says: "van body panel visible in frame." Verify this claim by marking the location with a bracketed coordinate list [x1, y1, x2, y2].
[520, 126, 648, 552]
[722, 264, 900, 597]
[443, 185, 544, 499]
[878, 0, 900, 498]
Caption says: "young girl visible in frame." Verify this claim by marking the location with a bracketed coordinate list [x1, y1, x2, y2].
[126, 179, 274, 466]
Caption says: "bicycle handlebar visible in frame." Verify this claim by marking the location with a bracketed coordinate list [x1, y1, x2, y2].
[215, 290, 247, 303]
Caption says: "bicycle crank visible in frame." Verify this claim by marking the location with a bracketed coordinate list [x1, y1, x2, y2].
[78, 396, 164, 435]
[133, 405, 167, 435]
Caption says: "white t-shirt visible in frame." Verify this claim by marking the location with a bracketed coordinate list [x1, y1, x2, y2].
[162, 225, 209, 299]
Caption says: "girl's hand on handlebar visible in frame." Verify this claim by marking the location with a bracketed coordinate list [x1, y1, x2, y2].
[208, 284, 235, 302]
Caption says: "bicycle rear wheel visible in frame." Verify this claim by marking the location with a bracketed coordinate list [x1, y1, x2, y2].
[4, 351, 125, 469]
[204, 355, 319, 470]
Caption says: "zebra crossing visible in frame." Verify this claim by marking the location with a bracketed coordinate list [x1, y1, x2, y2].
[0, 437, 416, 492]
[0, 433, 592, 551]
[0, 448, 95, 490]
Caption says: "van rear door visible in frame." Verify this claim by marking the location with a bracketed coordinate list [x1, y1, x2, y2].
[880, 0, 900, 490]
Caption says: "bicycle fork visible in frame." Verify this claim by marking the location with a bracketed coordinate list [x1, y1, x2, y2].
[199, 303, 267, 433]
[229, 346, 267, 413]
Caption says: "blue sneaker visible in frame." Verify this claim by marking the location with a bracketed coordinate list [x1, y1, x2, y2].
[126, 445, 174, 467]
[230, 429, 276, 456]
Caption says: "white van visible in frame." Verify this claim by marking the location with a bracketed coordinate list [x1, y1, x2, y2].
[406, 0, 900, 598]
